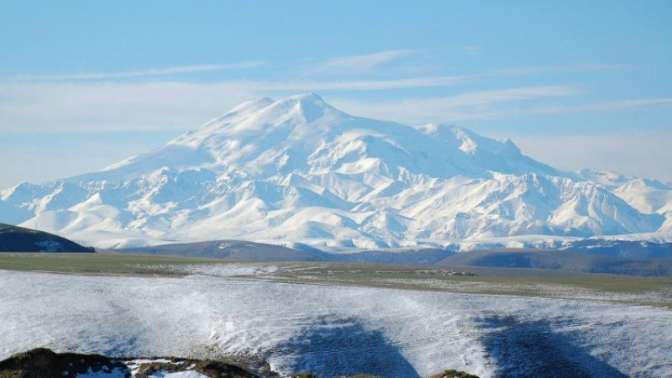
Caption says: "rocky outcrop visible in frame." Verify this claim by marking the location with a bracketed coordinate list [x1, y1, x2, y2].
[0, 348, 480, 378]
[0, 348, 259, 378]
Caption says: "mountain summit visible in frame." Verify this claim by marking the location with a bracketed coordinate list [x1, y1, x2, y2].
[1, 94, 669, 249]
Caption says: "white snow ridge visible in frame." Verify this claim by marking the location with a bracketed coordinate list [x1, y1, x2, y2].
[1, 93, 670, 249]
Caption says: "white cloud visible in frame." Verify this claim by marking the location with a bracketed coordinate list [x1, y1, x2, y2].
[510, 130, 672, 182]
[261, 75, 468, 91]
[463, 45, 481, 56]
[315, 49, 420, 73]
[1, 58, 668, 136]
[0, 82, 258, 132]
[0, 59, 631, 134]
[6, 81, 570, 133]
[525, 98, 672, 115]
[3, 77, 670, 135]
[0, 77, 472, 132]
[0, 134, 173, 188]
[3, 62, 265, 81]
[485, 64, 624, 77]
[332, 91, 672, 125]
[331, 86, 580, 124]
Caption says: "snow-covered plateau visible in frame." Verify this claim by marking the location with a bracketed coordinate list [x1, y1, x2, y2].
[1, 93, 671, 250]
[1, 268, 671, 377]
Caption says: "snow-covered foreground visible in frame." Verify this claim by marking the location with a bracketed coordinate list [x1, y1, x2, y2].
[1, 269, 671, 377]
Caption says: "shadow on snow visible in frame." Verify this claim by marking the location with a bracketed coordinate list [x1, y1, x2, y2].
[481, 316, 627, 378]
[273, 316, 419, 378]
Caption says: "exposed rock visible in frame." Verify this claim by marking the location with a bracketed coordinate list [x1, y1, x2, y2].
[0, 348, 125, 378]
[0, 348, 260, 378]
[0, 348, 481, 378]
[429, 369, 480, 378]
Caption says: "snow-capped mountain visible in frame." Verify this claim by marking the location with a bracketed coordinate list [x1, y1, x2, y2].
[1, 93, 669, 249]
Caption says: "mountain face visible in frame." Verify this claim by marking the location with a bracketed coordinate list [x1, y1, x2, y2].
[0, 93, 669, 249]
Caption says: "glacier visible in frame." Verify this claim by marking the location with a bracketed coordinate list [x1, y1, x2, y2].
[1, 93, 670, 249]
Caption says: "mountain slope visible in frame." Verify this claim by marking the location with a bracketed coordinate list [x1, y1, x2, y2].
[0, 93, 667, 249]
[0, 223, 94, 252]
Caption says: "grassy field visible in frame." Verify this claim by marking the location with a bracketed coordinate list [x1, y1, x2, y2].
[275, 264, 672, 304]
[1, 252, 671, 307]
[0, 252, 223, 276]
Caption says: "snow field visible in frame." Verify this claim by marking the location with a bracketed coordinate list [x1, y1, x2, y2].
[1, 269, 671, 377]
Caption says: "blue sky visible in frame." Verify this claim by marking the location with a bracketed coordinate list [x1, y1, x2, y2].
[1, 1, 671, 187]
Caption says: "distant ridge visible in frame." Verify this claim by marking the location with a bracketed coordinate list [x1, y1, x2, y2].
[118, 238, 672, 276]
[119, 239, 456, 265]
[0, 223, 94, 252]
[121, 239, 330, 261]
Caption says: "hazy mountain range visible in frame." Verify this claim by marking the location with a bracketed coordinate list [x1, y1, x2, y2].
[1, 93, 671, 250]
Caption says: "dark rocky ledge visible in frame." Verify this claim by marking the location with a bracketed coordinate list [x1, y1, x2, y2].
[0, 348, 261, 378]
[0, 348, 480, 378]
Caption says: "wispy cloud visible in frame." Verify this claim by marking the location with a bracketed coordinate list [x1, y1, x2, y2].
[0, 77, 472, 133]
[332, 86, 580, 123]
[485, 64, 625, 77]
[5, 76, 669, 135]
[431, 86, 580, 107]
[463, 45, 481, 56]
[0, 82, 258, 132]
[526, 98, 672, 115]
[2, 63, 667, 135]
[315, 49, 421, 73]
[332, 90, 672, 125]
[3, 62, 265, 81]
[511, 130, 672, 182]
[258, 75, 467, 91]
[304, 61, 623, 89]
